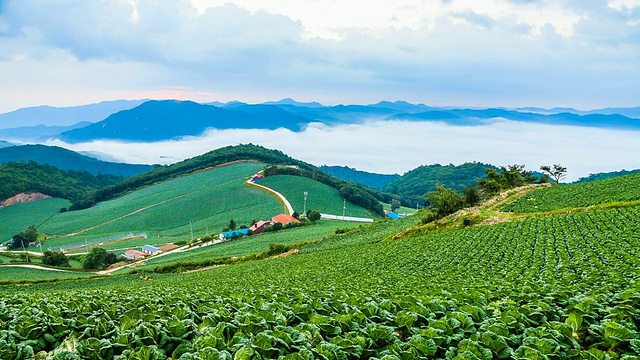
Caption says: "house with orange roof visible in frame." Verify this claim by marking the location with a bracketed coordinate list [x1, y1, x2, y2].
[271, 214, 300, 225]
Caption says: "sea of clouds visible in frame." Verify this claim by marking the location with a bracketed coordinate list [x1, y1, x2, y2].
[47, 119, 640, 182]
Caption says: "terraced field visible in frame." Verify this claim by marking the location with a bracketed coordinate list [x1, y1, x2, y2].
[133, 220, 359, 271]
[2, 174, 640, 359]
[36, 162, 281, 247]
[502, 172, 640, 213]
[0, 197, 69, 241]
[258, 175, 373, 218]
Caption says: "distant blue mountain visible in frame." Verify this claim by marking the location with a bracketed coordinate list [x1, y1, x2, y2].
[370, 100, 437, 113]
[33, 99, 640, 143]
[391, 108, 640, 130]
[58, 100, 313, 143]
[0, 140, 14, 148]
[0, 100, 145, 129]
[0, 144, 155, 177]
[263, 98, 325, 108]
[0, 122, 91, 142]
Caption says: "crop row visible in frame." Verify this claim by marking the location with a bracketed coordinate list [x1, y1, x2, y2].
[2, 206, 640, 358]
[502, 173, 640, 213]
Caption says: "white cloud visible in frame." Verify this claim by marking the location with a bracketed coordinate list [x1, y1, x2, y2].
[0, 0, 638, 113]
[46, 120, 640, 182]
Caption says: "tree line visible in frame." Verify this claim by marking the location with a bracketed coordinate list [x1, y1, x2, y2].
[423, 164, 565, 221]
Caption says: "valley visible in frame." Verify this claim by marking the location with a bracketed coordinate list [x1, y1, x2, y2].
[1, 144, 640, 359]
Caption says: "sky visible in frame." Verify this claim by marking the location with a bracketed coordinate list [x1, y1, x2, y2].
[1, 0, 639, 113]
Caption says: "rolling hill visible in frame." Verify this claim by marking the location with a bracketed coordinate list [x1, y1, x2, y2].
[2, 169, 640, 358]
[258, 175, 373, 218]
[320, 165, 400, 189]
[0, 144, 155, 177]
[36, 162, 281, 248]
[0, 161, 122, 205]
[381, 162, 497, 203]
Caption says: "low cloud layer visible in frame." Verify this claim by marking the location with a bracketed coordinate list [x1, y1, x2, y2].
[47, 120, 640, 182]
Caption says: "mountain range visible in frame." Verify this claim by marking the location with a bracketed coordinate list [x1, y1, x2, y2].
[0, 99, 638, 143]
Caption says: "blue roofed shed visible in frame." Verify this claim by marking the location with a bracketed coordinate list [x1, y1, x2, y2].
[219, 228, 249, 240]
[386, 211, 401, 220]
[141, 245, 161, 255]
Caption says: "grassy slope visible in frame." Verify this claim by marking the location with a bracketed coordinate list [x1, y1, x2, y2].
[2, 171, 640, 358]
[502, 172, 640, 213]
[38, 163, 281, 249]
[129, 220, 359, 272]
[258, 175, 373, 218]
[0, 198, 70, 242]
[0, 266, 94, 282]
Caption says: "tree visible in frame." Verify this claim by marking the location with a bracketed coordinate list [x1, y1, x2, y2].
[425, 184, 466, 218]
[540, 164, 567, 183]
[390, 199, 401, 212]
[9, 225, 38, 249]
[83, 247, 109, 270]
[42, 250, 69, 267]
[307, 210, 321, 223]
[228, 219, 237, 230]
[462, 184, 480, 207]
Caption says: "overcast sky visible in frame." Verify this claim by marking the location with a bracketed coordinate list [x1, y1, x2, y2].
[1, 0, 639, 113]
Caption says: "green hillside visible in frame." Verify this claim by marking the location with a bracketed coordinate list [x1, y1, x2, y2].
[503, 172, 640, 213]
[258, 175, 373, 218]
[0, 197, 69, 242]
[574, 168, 640, 183]
[320, 165, 400, 189]
[381, 162, 497, 204]
[0, 161, 121, 204]
[2, 164, 640, 358]
[37, 162, 281, 249]
[0, 144, 155, 177]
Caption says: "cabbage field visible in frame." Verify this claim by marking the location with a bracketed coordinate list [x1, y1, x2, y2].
[502, 173, 640, 213]
[2, 196, 640, 359]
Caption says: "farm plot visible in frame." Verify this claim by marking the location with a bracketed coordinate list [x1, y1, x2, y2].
[38, 163, 280, 247]
[258, 175, 373, 218]
[0, 198, 70, 242]
[0, 266, 94, 282]
[3, 205, 640, 358]
[133, 220, 359, 271]
[502, 172, 640, 213]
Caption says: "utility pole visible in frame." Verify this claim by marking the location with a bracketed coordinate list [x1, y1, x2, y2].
[342, 199, 346, 219]
[189, 221, 194, 241]
[21, 241, 29, 263]
[303, 191, 308, 215]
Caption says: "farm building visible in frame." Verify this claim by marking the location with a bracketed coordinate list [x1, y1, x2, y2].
[386, 211, 401, 220]
[219, 228, 250, 240]
[249, 220, 271, 234]
[122, 249, 146, 260]
[141, 245, 161, 255]
[272, 214, 300, 225]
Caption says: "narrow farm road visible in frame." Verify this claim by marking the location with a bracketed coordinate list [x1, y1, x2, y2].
[245, 177, 294, 215]
[0, 264, 79, 273]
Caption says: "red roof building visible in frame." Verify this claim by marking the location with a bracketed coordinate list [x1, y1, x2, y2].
[124, 249, 146, 260]
[271, 214, 300, 225]
[249, 220, 271, 234]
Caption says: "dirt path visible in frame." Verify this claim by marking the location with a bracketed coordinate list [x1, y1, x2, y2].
[0, 264, 79, 273]
[245, 177, 294, 215]
[63, 175, 247, 237]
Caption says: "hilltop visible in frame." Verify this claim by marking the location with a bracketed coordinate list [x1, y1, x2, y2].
[1, 164, 640, 358]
